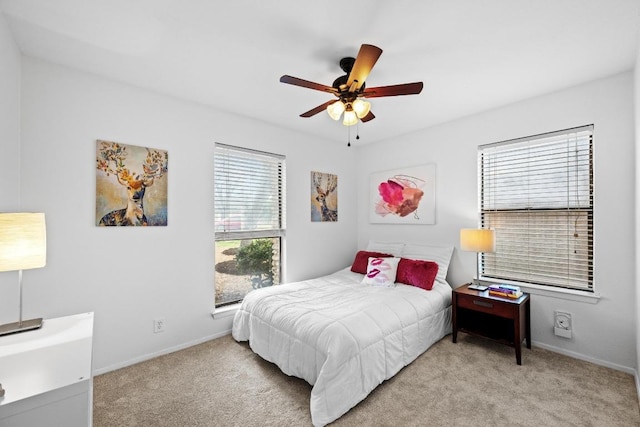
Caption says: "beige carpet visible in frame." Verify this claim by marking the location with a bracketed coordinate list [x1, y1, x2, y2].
[94, 333, 640, 426]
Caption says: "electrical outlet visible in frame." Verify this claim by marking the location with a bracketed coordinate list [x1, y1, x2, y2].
[554, 311, 572, 338]
[555, 311, 571, 329]
[153, 318, 165, 333]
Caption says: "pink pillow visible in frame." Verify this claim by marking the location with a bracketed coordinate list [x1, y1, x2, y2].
[351, 250, 393, 274]
[396, 258, 439, 290]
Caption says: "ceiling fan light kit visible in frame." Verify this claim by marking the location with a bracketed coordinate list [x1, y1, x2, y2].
[280, 43, 423, 131]
[342, 108, 358, 126]
[352, 99, 371, 119]
[327, 99, 370, 125]
[326, 100, 345, 120]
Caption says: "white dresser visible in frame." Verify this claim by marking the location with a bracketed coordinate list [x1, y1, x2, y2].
[0, 312, 94, 427]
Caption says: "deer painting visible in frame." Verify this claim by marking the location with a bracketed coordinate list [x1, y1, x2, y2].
[96, 140, 168, 226]
[311, 171, 338, 222]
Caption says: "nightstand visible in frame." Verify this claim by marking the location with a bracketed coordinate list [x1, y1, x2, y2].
[452, 283, 531, 365]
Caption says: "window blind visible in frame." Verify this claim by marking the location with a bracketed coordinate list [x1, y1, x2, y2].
[479, 125, 593, 291]
[214, 143, 286, 240]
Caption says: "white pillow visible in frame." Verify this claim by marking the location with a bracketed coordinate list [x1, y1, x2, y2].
[366, 240, 405, 257]
[362, 257, 400, 287]
[401, 244, 454, 285]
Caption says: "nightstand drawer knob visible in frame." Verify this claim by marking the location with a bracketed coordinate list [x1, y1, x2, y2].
[473, 300, 493, 308]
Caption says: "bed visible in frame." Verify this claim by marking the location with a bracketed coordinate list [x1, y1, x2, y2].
[232, 242, 454, 426]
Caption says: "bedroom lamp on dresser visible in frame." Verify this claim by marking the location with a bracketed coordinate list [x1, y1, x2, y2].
[0, 212, 47, 336]
[460, 228, 495, 291]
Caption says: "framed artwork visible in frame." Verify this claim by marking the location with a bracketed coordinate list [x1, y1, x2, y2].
[311, 171, 338, 222]
[96, 140, 168, 226]
[369, 164, 436, 224]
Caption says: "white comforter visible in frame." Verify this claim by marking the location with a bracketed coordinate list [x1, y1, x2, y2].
[232, 268, 452, 426]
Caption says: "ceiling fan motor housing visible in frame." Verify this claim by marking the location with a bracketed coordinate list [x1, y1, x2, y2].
[339, 57, 356, 73]
[333, 57, 365, 94]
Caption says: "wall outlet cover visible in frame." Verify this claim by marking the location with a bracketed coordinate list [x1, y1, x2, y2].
[153, 318, 165, 333]
[554, 326, 572, 339]
[554, 311, 572, 330]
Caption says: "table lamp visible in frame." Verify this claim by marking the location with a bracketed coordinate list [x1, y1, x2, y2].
[0, 213, 47, 336]
[460, 228, 495, 291]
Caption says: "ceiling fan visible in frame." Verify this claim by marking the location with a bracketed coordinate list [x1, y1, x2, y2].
[280, 44, 423, 126]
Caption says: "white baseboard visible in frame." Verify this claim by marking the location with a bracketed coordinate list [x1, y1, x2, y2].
[636, 370, 640, 407]
[93, 328, 232, 376]
[533, 340, 636, 375]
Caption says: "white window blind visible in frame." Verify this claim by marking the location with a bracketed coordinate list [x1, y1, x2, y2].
[214, 143, 286, 240]
[479, 125, 593, 291]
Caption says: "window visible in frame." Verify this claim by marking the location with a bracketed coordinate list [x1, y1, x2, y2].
[214, 143, 285, 307]
[478, 125, 593, 292]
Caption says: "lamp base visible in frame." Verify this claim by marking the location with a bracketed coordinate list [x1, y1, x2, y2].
[0, 318, 43, 336]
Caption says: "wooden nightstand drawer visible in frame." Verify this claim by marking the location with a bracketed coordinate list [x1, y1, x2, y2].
[456, 293, 514, 318]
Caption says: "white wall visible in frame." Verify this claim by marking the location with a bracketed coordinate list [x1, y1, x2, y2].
[16, 57, 358, 372]
[635, 37, 640, 390]
[356, 72, 637, 371]
[0, 12, 22, 322]
[0, 13, 20, 209]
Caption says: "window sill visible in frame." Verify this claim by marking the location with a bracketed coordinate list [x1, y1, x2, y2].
[481, 279, 600, 304]
[210, 303, 240, 319]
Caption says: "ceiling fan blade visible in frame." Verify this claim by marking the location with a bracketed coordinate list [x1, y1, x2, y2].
[362, 82, 423, 98]
[280, 75, 337, 94]
[300, 100, 337, 118]
[346, 44, 383, 91]
[361, 111, 375, 122]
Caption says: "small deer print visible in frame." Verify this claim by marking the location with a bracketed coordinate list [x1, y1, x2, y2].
[312, 172, 338, 222]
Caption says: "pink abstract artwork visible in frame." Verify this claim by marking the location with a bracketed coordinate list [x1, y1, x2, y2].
[370, 164, 435, 224]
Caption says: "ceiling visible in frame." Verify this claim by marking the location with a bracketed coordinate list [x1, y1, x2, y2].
[1, 0, 638, 145]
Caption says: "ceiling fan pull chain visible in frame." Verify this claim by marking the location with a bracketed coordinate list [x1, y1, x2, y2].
[347, 125, 351, 147]
[356, 121, 360, 140]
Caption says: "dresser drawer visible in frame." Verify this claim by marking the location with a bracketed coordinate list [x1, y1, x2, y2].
[456, 293, 515, 318]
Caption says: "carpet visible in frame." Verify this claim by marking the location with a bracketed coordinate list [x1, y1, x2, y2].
[93, 333, 640, 426]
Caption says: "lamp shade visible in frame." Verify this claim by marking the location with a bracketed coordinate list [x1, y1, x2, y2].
[326, 101, 345, 120]
[343, 110, 358, 126]
[352, 99, 371, 119]
[460, 228, 495, 253]
[0, 213, 46, 272]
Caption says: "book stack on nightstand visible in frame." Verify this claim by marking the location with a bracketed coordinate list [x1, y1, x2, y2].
[488, 284, 523, 299]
